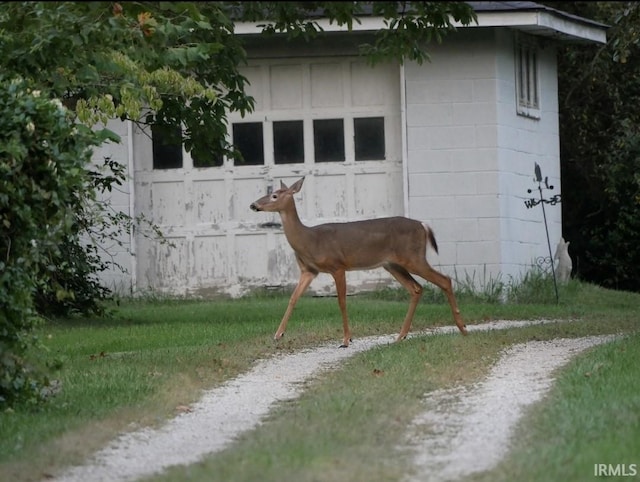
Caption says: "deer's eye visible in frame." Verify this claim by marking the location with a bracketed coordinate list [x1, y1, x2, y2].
[271, 194, 278, 200]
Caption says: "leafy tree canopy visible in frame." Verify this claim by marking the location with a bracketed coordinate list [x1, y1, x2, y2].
[0, 1, 476, 161]
[0, 1, 476, 408]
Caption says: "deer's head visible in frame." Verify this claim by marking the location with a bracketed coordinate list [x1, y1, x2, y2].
[250, 177, 305, 213]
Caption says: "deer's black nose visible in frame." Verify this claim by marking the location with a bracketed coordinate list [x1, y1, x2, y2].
[250, 203, 260, 211]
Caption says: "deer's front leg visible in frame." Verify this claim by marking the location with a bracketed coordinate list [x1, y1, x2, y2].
[275, 270, 316, 341]
[332, 270, 352, 348]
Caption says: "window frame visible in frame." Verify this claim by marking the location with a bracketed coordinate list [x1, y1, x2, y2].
[515, 36, 541, 119]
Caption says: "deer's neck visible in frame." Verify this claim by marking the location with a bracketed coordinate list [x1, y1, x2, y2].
[279, 203, 313, 251]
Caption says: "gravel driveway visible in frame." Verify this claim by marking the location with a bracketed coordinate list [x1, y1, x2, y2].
[48, 320, 613, 482]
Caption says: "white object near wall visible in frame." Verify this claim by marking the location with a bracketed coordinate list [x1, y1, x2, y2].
[554, 237, 572, 284]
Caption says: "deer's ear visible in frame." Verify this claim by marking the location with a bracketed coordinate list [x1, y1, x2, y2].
[290, 177, 305, 193]
[280, 180, 288, 190]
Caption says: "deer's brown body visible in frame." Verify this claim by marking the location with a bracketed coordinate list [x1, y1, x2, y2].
[250, 177, 467, 347]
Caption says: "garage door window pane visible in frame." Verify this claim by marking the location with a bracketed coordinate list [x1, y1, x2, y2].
[152, 125, 183, 169]
[274, 120, 304, 164]
[192, 136, 225, 168]
[354, 117, 385, 161]
[233, 122, 264, 165]
[193, 154, 223, 168]
[313, 119, 344, 162]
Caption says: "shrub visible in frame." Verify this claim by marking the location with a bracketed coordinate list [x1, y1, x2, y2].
[0, 77, 101, 408]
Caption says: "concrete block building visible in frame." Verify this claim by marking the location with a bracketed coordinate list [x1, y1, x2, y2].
[95, 2, 607, 297]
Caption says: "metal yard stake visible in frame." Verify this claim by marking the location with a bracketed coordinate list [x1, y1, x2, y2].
[524, 163, 562, 304]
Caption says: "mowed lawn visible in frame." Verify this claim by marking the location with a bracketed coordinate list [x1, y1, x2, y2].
[0, 280, 638, 482]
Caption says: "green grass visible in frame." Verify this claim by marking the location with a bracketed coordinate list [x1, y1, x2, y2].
[150, 322, 639, 482]
[0, 279, 638, 482]
[470, 332, 640, 482]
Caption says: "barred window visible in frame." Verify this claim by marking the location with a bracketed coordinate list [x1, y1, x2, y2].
[516, 40, 540, 118]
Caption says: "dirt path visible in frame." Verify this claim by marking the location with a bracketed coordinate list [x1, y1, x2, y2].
[402, 335, 615, 482]
[48, 320, 612, 482]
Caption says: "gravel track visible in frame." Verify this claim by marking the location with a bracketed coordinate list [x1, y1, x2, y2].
[403, 335, 615, 481]
[48, 319, 611, 482]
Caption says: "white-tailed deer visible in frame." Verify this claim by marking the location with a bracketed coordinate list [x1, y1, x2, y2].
[250, 177, 467, 347]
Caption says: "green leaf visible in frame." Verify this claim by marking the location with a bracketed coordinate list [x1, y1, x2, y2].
[94, 128, 121, 144]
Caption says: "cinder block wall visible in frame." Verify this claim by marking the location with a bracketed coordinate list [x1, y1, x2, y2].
[405, 29, 562, 288]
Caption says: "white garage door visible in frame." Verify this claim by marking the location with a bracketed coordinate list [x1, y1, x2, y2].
[132, 56, 404, 297]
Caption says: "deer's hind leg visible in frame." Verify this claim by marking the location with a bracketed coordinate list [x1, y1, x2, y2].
[410, 260, 467, 335]
[384, 263, 424, 341]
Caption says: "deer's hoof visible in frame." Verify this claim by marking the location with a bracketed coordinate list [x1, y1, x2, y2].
[273, 332, 285, 342]
[339, 338, 353, 348]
